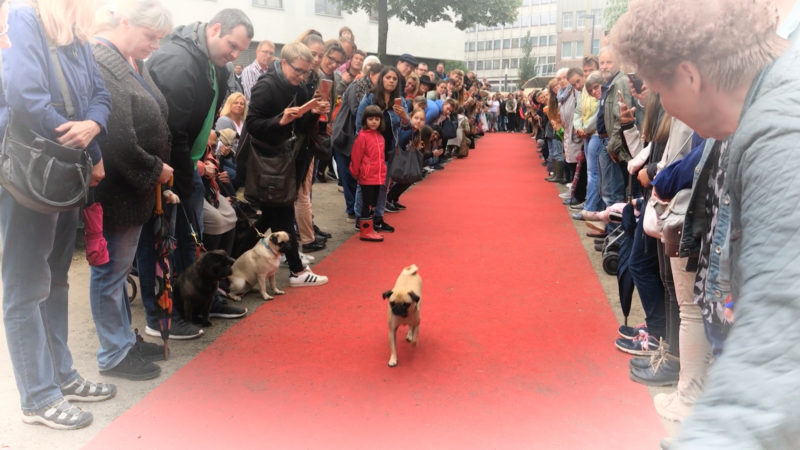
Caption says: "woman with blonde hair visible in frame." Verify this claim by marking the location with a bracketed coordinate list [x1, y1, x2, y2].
[216, 92, 247, 136]
[90, 0, 174, 382]
[0, 0, 113, 430]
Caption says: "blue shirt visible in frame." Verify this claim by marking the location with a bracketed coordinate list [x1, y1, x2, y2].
[0, 5, 111, 163]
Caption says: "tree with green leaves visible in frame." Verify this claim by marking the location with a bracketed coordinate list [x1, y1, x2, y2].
[338, 0, 521, 60]
[518, 31, 537, 89]
[603, 0, 630, 30]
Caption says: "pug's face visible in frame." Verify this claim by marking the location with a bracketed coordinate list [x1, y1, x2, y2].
[202, 250, 235, 279]
[382, 290, 420, 318]
[268, 231, 293, 255]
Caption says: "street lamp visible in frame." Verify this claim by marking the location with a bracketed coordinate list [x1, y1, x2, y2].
[504, 68, 508, 92]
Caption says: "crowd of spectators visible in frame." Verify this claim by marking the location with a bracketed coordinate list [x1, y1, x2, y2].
[2, 0, 800, 446]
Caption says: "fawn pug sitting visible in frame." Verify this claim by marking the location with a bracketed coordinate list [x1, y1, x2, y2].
[228, 231, 292, 301]
[382, 264, 422, 367]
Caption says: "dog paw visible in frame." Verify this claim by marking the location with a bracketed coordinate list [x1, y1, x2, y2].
[229, 295, 242, 302]
[261, 294, 274, 301]
[388, 358, 398, 368]
[273, 289, 285, 295]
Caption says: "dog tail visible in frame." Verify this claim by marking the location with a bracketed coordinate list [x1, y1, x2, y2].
[403, 264, 419, 276]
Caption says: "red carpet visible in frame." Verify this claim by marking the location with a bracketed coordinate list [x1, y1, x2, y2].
[86, 133, 663, 449]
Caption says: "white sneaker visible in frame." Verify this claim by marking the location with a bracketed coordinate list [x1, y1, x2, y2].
[289, 266, 328, 287]
[282, 253, 315, 266]
[299, 251, 316, 262]
[565, 182, 572, 189]
[558, 192, 571, 199]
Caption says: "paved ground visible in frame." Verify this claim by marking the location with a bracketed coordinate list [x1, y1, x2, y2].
[0, 139, 677, 449]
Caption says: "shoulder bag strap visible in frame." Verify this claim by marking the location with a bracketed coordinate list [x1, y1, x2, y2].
[48, 43, 75, 120]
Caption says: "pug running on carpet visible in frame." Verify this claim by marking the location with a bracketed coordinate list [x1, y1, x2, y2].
[228, 231, 292, 301]
[382, 264, 422, 367]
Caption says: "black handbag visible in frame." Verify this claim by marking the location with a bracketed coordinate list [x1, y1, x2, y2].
[242, 131, 299, 207]
[388, 147, 423, 184]
[439, 116, 458, 141]
[0, 43, 92, 214]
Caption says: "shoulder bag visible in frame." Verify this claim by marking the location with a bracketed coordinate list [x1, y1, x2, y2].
[241, 123, 299, 207]
[388, 146, 423, 185]
[0, 44, 92, 214]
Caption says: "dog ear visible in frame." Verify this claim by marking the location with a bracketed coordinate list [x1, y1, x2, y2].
[409, 291, 420, 303]
[269, 233, 279, 245]
[382, 290, 393, 300]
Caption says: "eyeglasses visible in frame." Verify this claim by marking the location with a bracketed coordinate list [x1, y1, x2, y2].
[286, 61, 311, 77]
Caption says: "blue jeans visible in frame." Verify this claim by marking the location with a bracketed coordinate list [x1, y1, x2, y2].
[90, 224, 141, 370]
[333, 150, 356, 216]
[630, 208, 666, 338]
[598, 140, 626, 206]
[548, 138, 564, 163]
[174, 169, 205, 277]
[355, 169, 390, 221]
[0, 189, 80, 412]
[583, 134, 605, 212]
[136, 214, 162, 328]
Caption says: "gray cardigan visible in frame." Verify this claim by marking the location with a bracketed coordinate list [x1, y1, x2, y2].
[677, 46, 800, 448]
[92, 43, 171, 227]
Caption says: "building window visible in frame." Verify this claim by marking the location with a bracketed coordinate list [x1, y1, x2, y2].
[549, 35, 556, 46]
[539, 36, 547, 46]
[478, 41, 485, 51]
[468, 41, 476, 52]
[467, 61, 475, 70]
[562, 12, 573, 30]
[494, 39, 501, 50]
[492, 59, 501, 70]
[592, 39, 600, 55]
[512, 38, 520, 48]
[476, 60, 484, 70]
[575, 41, 584, 57]
[503, 38, 511, 49]
[561, 42, 573, 59]
[252, 0, 282, 8]
[315, 0, 341, 16]
[502, 59, 509, 69]
[532, 14, 540, 26]
[576, 12, 586, 29]
[510, 58, 519, 69]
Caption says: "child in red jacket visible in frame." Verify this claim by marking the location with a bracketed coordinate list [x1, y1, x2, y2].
[350, 105, 386, 241]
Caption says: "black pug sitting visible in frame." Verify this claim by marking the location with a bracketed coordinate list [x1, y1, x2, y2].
[174, 250, 235, 327]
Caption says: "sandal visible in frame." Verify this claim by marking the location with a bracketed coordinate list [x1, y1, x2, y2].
[61, 375, 117, 402]
[22, 398, 93, 430]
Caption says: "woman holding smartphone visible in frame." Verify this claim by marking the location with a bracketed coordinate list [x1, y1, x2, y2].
[354, 66, 409, 233]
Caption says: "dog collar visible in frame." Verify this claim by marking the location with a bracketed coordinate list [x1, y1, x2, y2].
[260, 237, 278, 256]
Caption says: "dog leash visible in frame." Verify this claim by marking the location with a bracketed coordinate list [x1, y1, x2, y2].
[178, 202, 207, 259]
[260, 237, 277, 256]
[217, 181, 268, 239]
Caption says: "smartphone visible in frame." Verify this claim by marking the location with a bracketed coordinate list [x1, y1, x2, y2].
[628, 73, 644, 94]
[319, 79, 333, 100]
[393, 97, 403, 108]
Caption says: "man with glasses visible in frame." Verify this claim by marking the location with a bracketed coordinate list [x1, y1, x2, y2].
[241, 40, 274, 101]
[146, 9, 254, 336]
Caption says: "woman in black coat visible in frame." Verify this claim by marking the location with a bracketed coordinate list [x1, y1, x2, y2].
[241, 41, 330, 287]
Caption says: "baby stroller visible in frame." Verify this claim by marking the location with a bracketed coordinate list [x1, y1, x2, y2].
[601, 223, 624, 275]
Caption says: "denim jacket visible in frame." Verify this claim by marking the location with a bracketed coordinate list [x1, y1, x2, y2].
[355, 93, 408, 150]
[679, 138, 731, 303]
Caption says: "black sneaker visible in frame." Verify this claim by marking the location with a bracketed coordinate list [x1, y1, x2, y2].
[433, 164, 445, 170]
[618, 323, 647, 340]
[100, 349, 161, 381]
[209, 299, 248, 319]
[615, 332, 659, 356]
[629, 356, 680, 387]
[375, 220, 394, 233]
[393, 201, 407, 210]
[145, 317, 204, 340]
[22, 399, 93, 430]
[313, 224, 332, 238]
[385, 201, 399, 213]
[131, 338, 166, 362]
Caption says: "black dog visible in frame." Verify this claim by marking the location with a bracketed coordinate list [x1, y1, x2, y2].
[174, 250, 235, 327]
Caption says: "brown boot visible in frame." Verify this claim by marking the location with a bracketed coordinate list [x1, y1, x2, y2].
[358, 218, 383, 242]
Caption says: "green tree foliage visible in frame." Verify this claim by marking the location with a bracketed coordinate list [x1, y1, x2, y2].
[603, 0, 630, 31]
[338, 0, 521, 60]
[518, 31, 537, 88]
